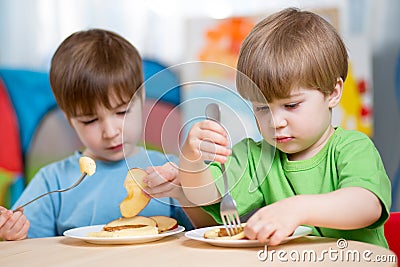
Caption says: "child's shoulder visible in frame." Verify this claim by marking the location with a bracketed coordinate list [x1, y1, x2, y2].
[332, 127, 378, 156]
[333, 127, 373, 145]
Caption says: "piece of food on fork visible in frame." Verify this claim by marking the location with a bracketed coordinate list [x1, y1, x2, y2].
[79, 156, 96, 176]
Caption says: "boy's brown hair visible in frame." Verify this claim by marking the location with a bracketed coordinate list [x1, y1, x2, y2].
[236, 8, 348, 103]
[50, 29, 143, 118]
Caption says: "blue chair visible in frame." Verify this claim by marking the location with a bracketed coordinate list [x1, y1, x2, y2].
[142, 59, 180, 106]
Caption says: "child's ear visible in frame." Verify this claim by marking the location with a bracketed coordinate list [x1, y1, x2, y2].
[328, 78, 344, 108]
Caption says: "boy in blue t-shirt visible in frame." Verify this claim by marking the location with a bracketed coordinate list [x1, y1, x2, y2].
[0, 29, 192, 240]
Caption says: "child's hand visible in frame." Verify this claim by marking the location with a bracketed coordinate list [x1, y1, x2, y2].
[144, 162, 191, 205]
[244, 196, 305, 246]
[181, 120, 231, 164]
[0, 207, 30, 241]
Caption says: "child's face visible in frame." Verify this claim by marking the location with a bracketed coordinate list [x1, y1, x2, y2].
[253, 87, 340, 161]
[69, 94, 143, 162]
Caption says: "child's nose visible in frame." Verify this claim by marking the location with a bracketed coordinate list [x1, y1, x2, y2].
[102, 120, 120, 138]
[271, 112, 288, 129]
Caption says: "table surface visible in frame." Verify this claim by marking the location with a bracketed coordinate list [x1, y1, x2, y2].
[0, 233, 397, 267]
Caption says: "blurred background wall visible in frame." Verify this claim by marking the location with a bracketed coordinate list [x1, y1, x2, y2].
[0, 0, 399, 209]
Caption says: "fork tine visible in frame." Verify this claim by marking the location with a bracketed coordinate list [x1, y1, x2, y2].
[222, 214, 235, 236]
[224, 213, 243, 236]
[226, 214, 237, 234]
[221, 214, 231, 236]
[226, 214, 237, 236]
[232, 212, 242, 234]
[227, 213, 240, 235]
[230, 212, 240, 234]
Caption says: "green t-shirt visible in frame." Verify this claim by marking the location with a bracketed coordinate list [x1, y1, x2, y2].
[202, 127, 391, 248]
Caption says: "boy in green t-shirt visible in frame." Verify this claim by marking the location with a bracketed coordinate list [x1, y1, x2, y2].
[179, 8, 391, 247]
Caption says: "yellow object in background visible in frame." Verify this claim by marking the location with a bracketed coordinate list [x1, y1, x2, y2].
[339, 64, 373, 136]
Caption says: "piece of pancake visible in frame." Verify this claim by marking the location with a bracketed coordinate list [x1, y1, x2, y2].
[204, 224, 246, 240]
[88, 225, 158, 237]
[103, 216, 157, 231]
[87, 216, 158, 237]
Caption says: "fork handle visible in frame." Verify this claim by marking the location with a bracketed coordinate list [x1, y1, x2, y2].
[13, 191, 58, 211]
[220, 163, 230, 195]
[13, 173, 87, 212]
[205, 103, 221, 122]
[205, 103, 230, 195]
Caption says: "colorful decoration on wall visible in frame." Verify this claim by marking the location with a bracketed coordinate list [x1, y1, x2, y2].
[197, 17, 254, 79]
[340, 64, 373, 136]
[0, 75, 23, 208]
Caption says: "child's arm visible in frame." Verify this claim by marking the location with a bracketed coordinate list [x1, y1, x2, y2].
[245, 187, 381, 246]
[144, 162, 216, 228]
[178, 119, 231, 205]
[0, 207, 30, 241]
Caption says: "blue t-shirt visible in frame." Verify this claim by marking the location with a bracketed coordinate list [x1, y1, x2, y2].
[12, 147, 192, 237]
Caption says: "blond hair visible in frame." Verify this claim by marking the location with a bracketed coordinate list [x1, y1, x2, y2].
[236, 8, 348, 102]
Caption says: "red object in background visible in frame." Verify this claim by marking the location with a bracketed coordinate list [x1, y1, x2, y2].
[358, 79, 367, 94]
[0, 78, 23, 172]
[142, 99, 182, 155]
[384, 212, 400, 257]
[360, 106, 372, 117]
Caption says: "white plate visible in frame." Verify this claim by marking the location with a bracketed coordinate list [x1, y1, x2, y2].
[185, 225, 312, 248]
[63, 225, 185, 245]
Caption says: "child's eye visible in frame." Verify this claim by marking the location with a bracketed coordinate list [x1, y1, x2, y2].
[81, 118, 97, 125]
[284, 103, 299, 109]
[254, 106, 269, 112]
[117, 108, 130, 115]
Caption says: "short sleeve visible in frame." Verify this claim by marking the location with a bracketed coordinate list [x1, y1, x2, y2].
[335, 133, 391, 228]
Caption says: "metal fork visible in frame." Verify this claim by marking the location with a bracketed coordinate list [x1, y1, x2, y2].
[205, 103, 243, 236]
[12, 156, 96, 212]
[12, 173, 88, 212]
